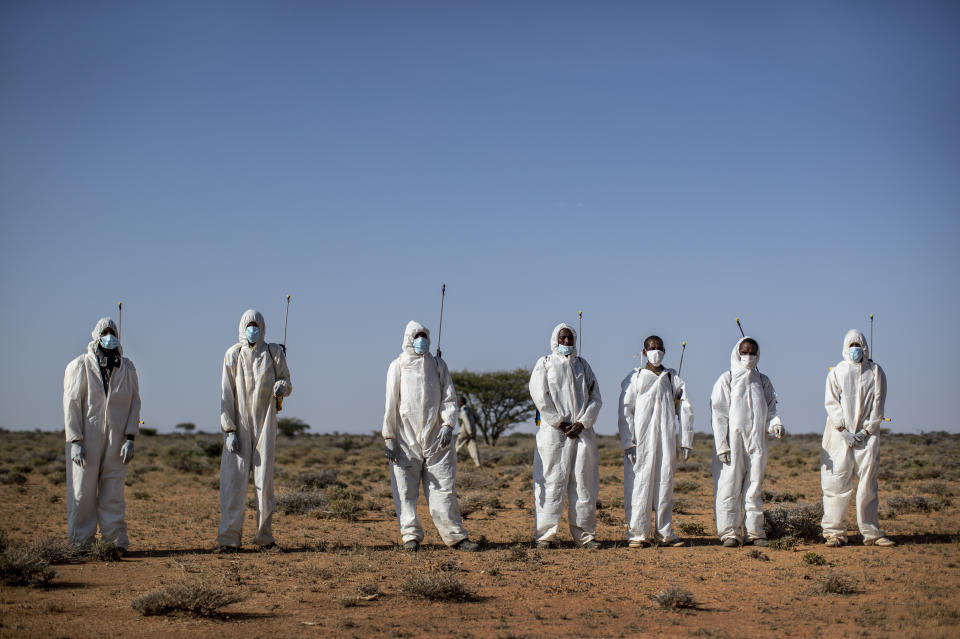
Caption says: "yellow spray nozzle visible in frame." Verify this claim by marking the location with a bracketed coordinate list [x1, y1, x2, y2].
[870, 314, 874, 319]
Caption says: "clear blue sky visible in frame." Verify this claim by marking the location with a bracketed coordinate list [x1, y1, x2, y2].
[1, 1, 958, 437]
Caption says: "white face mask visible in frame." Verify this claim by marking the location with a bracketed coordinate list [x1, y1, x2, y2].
[645, 349, 664, 366]
[740, 354, 758, 370]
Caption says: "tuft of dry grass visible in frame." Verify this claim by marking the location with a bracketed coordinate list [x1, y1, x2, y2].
[0, 543, 55, 587]
[400, 573, 478, 602]
[131, 582, 242, 617]
[811, 574, 858, 595]
[651, 586, 698, 610]
[763, 503, 823, 542]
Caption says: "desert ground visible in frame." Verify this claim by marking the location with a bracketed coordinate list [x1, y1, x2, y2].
[1, 428, 958, 638]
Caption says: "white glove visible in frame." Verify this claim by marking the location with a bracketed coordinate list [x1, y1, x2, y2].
[718, 451, 731, 465]
[120, 440, 135, 464]
[438, 425, 453, 448]
[853, 430, 869, 445]
[769, 423, 784, 439]
[225, 432, 241, 454]
[680, 447, 691, 461]
[624, 446, 637, 465]
[273, 381, 287, 397]
[839, 429, 857, 447]
[71, 442, 85, 468]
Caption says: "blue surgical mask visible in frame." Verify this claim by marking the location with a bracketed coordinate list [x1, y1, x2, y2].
[99, 334, 119, 350]
[849, 346, 864, 363]
[557, 344, 575, 357]
[413, 336, 429, 355]
[245, 326, 260, 343]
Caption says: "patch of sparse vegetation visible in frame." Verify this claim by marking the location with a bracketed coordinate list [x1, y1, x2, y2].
[886, 495, 950, 514]
[459, 493, 486, 518]
[747, 549, 770, 561]
[31, 536, 86, 564]
[672, 499, 691, 514]
[324, 486, 363, 521]
[677, 521, 707, 536]
[768, 535, 800, 551]
[401, 573, 478, 602]
[803, 552, 827, 566]
[674, 480, 698, 494]
[294, 469, 344, 490]
[763, 503, 823, 542]
[763, 490, 803, 502]
[651, 586, 698, 610]
[0, 543, 55, 587]
[131, 582, 243, 617]
[277, 489, 328, 515]
[89, 539, 123, 561]
[811, 574, 858, 595]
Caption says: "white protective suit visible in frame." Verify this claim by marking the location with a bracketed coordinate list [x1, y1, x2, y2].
[382, 321, 468, 547]
[529, 323, 602, 545]
[820, 329, 887, 543]
[63, 318, 141, 548]
[217, 309, 292, 547]
[456, 403, 482, 467]
[618, 363, 694, 543]
[710, 337, 784, 543]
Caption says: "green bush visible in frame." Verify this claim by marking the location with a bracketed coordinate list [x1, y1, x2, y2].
[803, 552, 826, 566]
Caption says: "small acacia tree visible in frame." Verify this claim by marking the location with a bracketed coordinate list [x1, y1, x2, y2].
[175, 422, 196, 433]
[451, 369, 536, 446]
[278, 417, 310, 437]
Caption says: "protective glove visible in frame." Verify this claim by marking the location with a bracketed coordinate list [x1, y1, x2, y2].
[853, 430, 869, 445]
[718, 451, 731, 465]
[384, 438, 402, 465]
[769, 423, 784, 439]
[273, 381, 287, 397]
[225, 432, 241, 454]
[839, 429, 857, 447]
[680, 447, 691, 461]
[566, 422, 585, 439]
[624, 446, 637, 465]
[70, 442, 85, 468]
[438, 425, 453, 448]
[120, 440, 135, 464]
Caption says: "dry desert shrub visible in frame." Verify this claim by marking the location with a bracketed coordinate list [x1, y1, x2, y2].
[89, 539, 123, 561]
[811, 574, 858, 595]
[31, 536, 86, 564]
[401, 573, 478, 602]
[886, 495, 950, 514]
[131, 582, 242, 617]
[277, 489, 328, 515]
[651, 586, 698, 610]
[676, 521, 707, 536]
[0, 541, 55, 587]
[763, 503, 823, 542]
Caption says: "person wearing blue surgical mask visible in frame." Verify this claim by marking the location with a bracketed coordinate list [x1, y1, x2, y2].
[63, 318, 141, 551]
[821, 330, 894, 547]
[217, 309, 292, 551]
[382, 321, 478, 552]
